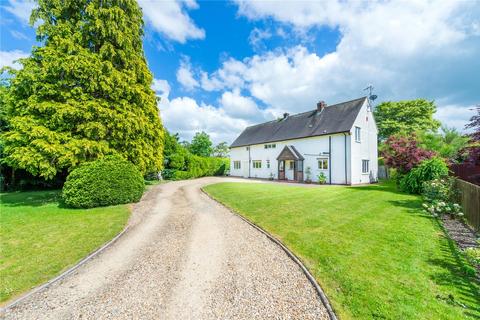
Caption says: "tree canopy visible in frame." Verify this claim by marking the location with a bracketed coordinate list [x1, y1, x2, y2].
[416, 126, 469, 163]
[212, 142, 229, 158]
[374, 99, 441, 140]
[188, 131, 213, 157]
[1, 0, 164, 179]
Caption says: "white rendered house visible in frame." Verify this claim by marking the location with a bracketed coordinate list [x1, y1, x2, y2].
[229, 97, 378, 184]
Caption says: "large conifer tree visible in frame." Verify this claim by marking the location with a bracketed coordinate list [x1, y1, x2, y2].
[2, 0, 164, 179]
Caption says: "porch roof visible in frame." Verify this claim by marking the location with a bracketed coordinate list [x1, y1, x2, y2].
[276, 145, 305, 161]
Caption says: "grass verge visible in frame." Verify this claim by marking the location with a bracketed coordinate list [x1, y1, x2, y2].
[0, 190, 130, 303]
[203, 181, 480, 319]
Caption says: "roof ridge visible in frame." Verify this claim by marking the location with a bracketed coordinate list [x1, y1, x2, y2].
[244, 96, 367, 129]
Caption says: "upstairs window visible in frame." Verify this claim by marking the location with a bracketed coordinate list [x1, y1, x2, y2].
[318, 158, 328, 170]
[264, 143, 277, 149]
[252, 160, 262, 169]
[362, 160, 369, 173]
[355, 126, 361, 142]
[233, 161, 241, 169]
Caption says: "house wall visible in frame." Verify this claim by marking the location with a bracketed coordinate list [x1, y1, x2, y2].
[229, 133, 351, 184]
[229, 100, 378, 185]
[350, 100, 378, 184]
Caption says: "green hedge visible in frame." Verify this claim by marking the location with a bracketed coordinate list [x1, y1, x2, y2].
[163, 155, 229, 180]
[62, 156, 145, 208]
[399, 157, 449, 194]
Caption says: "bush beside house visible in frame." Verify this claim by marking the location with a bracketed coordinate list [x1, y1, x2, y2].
[62, 156, 144, 208]
[162, 130, 229, 180]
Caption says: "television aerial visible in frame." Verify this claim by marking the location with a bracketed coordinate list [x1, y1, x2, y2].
[364, 85, 377, 102]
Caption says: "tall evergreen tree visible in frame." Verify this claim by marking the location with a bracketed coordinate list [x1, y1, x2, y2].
[1, 0, 164, 179]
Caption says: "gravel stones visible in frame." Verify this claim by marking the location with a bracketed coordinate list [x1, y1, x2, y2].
[2, 178, 329, 320]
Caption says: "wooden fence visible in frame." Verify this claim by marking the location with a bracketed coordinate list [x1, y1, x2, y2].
[456, 179, 480, 231]
[450, 163, 480, 186]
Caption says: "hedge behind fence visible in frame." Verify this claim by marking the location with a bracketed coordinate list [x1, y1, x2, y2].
[163, 155, 229, 180]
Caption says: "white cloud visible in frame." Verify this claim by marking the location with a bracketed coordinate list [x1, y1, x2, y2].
[248, 27, 272, 50]
[435, 104, 477, 132]
[138, 0, 205, 43]
[200, 58, 247, 91]
[152, 78, 171, 103]
[160, 96, 249, 143]
[10, 30, 29, 40]
[0, 50, 29, 69]
[176, 60, 199, 90]
[189, 0, 480, 132]
[3, 0, 36, 24]
[219, 88, 280, 123]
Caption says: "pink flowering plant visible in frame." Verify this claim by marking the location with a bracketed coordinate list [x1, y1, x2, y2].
[421, 177, 463, 218]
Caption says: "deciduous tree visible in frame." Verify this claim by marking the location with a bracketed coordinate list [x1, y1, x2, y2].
[382, 134, 435, 174]
[416, 126, 469, 163]
[374, 99, 441, 140]
[189, 131, 213, 157]
[212, 142, 229, 158]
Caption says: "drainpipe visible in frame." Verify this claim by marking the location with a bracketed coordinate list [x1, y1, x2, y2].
[248, 146, 251, 178]
[328, 136, 332, 185]
[344, 133, 348, 185]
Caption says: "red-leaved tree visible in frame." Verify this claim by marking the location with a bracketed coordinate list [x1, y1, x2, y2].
[464, 105, 480, 165]
[382, 135, 435, 174]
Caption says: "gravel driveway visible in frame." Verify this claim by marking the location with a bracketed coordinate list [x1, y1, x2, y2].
[2, 177, 329, 320]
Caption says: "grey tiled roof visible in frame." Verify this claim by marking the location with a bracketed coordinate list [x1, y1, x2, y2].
[231, 97, 367, 148]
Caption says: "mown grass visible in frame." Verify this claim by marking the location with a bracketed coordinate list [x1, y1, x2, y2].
[203, 181, 480, 319]
[0, 190, 130, 303]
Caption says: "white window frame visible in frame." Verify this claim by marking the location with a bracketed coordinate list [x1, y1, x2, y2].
[252, 160, 262, 169]
[233, 161, 241, 170]
[355, 126, 361, 142]
[318, 158, 328, 170]
[362, 160, 369, 174]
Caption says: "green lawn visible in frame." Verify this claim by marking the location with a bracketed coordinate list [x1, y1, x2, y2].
[203, 181, 480, 320]
[0, 190, 130, 303]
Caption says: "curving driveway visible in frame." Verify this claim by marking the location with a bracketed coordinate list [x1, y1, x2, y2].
[3, 177, 328, 320]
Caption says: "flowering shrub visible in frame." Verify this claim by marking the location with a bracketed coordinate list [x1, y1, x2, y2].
[422, 201, 463, 218]
[421, 177, 463, 218]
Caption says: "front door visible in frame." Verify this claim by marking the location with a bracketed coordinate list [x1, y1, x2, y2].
[285, 160, 295, 180]
[242, 160, 249, 178]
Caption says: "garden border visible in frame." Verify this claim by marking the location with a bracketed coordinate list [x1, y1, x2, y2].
[1, 225, 130, 312]
[201, 188, 338, 320]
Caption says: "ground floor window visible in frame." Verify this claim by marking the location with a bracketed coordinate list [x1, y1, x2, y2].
[252, 160, 262, 169]
[266, 160, 270, 168]
[318, 158, 328, 170]
[233, 161, 241, 169]
[362, 160, 369, 173]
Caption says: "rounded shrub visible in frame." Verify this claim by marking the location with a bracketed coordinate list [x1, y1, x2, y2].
[399, 157, 449, 194]
[62, 156, 145, 208]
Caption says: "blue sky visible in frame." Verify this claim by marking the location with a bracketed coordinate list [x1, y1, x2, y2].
[1, 0, 480, 144]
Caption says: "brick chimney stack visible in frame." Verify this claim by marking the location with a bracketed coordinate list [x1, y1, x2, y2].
[317, 101, 327, 112]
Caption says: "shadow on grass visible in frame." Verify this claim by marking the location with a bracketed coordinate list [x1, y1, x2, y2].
[0, 190, 61, 207]
[428, 219, 480, 317]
